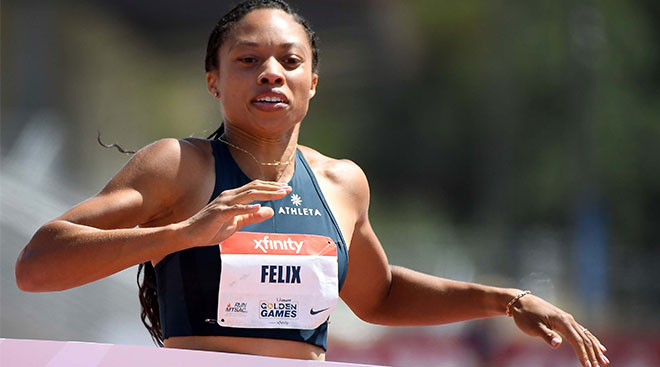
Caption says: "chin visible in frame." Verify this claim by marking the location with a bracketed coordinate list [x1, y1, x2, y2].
[247, 116, 300, 136]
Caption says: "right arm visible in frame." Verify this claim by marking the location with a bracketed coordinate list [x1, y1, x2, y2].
[16, 138, 289, 292]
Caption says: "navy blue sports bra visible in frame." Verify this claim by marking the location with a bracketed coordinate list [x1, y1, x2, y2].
[154, 139, 349, 351]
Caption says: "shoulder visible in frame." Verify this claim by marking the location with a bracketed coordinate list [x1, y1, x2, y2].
[101, 137, 214, 204]
[298, 145, 367, 187]
[127, 137, 211, 167]
[108, 137, 211, 181]
[298, 145, 370, 213]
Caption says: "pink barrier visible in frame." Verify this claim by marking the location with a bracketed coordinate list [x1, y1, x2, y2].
[328, 332, 660, 367]
[0, 338, 386, 367]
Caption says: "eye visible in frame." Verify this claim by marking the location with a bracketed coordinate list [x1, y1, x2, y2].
[282, 56, 303, 67]
[238, 57, 258, 65]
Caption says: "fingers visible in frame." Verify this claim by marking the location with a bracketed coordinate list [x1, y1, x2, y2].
[582, 328, 610, 366]
[537, 322, 562, 348]
[220, 180, 292, 205]
[222, 180, 290, 196]
[233, 206, 275, 230]
[558, 318, 593, 367]
[572, 324, 598, 367]
[558, 317, 609, 367]
[232, 187, 291, 204]
[510, 295, 608, 367]
[221, 203, 264, 217]
[588, 330, 608, 354]
[181, 180, 289, 246]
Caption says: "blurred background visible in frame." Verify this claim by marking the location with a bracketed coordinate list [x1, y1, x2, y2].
[2, 0, 659, 366]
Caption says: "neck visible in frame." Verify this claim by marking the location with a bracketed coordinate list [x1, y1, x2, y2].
[221, 124, 299, 182]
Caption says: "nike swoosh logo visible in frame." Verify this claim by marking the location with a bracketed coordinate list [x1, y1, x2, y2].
[309, 307, 330, 315]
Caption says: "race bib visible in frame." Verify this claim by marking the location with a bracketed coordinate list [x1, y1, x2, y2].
[217, 232, 338, 329]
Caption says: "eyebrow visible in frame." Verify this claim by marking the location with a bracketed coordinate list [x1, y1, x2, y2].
[229, 41, 307, 52]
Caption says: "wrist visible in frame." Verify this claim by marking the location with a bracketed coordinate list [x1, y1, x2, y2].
[165, 221, 194, 250]
[492, 288, 524, 316]
[505, 290, 532, 316]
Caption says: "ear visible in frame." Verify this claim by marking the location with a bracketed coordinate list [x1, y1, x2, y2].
[206, 70, 220, 98]
[309, 73, 318, 99]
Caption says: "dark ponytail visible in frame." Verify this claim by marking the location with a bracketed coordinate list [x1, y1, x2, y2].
[137, 262, 163, 346]
[134, 101, 221, 350]
[207, 123, 224, 140]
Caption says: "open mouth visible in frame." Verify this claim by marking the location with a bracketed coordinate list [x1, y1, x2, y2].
[254, 96, 286, 104]
[251, 92, 289, 111]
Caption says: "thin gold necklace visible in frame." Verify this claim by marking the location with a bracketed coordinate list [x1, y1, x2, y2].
[218, 134, 297, 167]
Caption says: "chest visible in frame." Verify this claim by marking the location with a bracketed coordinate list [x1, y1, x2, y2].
[151, 150, 355, 268]
[186, 151, 356, 249]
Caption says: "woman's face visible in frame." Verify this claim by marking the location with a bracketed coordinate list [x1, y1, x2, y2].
[209, 8, 318, 136]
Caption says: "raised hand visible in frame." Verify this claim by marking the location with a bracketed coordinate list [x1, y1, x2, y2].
[510, 293, 609, 367]
[179, 179, 291, 247]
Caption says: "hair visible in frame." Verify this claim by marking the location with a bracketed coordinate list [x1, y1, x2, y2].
[204, 0, 319, 74]
[137, 262, 162, 346]
[205, 0, 319, 141]
[137, 0, 319, 346]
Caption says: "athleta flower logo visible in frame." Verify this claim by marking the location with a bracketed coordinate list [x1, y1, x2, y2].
[290, 194, 302, 206]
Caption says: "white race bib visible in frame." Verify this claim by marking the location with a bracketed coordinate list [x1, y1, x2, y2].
[217, 232, 338, 329]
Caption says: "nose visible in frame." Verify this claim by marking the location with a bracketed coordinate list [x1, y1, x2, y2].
[258, 57, 285, 85]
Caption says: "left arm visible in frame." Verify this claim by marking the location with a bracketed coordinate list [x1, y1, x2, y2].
[338, 163, 609, 367]
[340, 201, 519, 325]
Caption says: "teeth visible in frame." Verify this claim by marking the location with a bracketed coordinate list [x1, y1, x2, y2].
[256, 96, 284, 103]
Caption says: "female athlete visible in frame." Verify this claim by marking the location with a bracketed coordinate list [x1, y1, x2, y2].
[16, 1, 609, 366]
